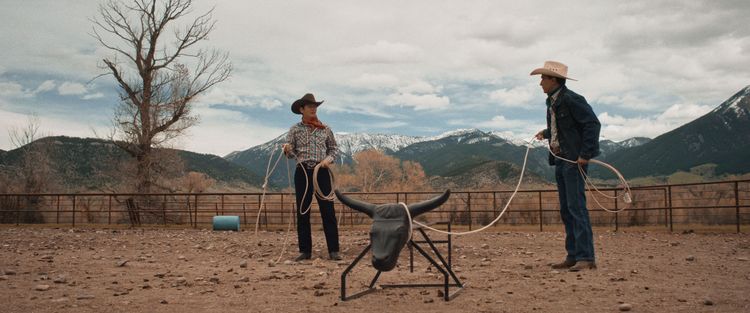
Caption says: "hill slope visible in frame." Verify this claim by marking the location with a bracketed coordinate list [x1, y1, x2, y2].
[604, 85, 750, 177]
[0, 136, 263, 191]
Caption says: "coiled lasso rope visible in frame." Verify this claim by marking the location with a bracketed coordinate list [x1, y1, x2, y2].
[545, 144, 632, 213]
[408, 137, 632, 236]
[253, 144, 339, 263]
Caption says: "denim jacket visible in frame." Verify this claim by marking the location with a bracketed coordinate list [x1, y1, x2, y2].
[542, 86, 601, 165]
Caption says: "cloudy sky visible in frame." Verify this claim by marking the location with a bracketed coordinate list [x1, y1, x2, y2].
[1, 0, 749, 156]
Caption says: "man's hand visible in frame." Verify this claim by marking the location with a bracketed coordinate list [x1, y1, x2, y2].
[535, 130, 545, 141]
[319, 158, 332, 168]
[282, 144, 291, 155]
[576, 157, 589, 166]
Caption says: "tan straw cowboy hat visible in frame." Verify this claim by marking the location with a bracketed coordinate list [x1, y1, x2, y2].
[530, 61, 577, 81]
[291, 93, 324, 114]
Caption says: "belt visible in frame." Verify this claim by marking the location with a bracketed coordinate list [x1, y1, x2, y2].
[299, 160, 319, 169]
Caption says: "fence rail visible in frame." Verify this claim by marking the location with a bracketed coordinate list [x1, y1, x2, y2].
[1, 179, 748, 233]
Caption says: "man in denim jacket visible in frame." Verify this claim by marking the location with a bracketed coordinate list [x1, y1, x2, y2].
[532, 61, 601, 272]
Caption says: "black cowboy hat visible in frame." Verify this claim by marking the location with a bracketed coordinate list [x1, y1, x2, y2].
[291, 93, 324, 114]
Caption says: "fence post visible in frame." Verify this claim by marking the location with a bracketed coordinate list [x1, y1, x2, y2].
[108, 195, 112, 225]
[735, 181, 741, 233]
[538, 191, 543, 232]
[663, 188, 668, 228]
[162, 194, 167, 225]
[194, 194, 199, 228]
[243, 201, 247, 226]
[668, 186, 673, 232]
[187, 195, 192, 226]
[221, 194, 225, 215]
[57, 195, 61, 224]
[72, 195, 76, 227]
[493, 192, 497, 228]
[15, 195, 20, 225]
[467, 192, 472, 231]
[281, 193, 284, 226]
[614, 189, 619, 232]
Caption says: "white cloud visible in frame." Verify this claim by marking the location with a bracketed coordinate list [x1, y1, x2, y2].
[476, 115, 532, 129]
[1, 0, 749, 154]
[333, 40, 423, 65]
[0, 82, 27, 97]
[198, 87, 282, 110]
[489, 85, 536, 108]
[34, 80, 56, 94]
[58, 82, 87, 95]
[82, 92, 105, 100]
[398, 81, 442, 94]
[0, 109, 109, 150]
[348, 73, 401, 90]
[180, 106, 286, 156]
[386, 93, 450, 111]
[598, 103, 713, 141]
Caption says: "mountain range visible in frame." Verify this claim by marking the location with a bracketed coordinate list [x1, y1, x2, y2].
[0, 136, 262, 191]
[604, 85, 750, 177]
[225, 128, 653, 188]
[2, 85, 748, 191]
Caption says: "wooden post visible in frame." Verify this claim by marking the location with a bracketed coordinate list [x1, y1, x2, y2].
[493, 192, 498, 228]
[467, 192, 472, 231]
[108, 195, 112, 225]
[243, 196, 247, 226]
[538, 191, 543, 232]
[72, 195, 76, 227]
[162, 194, 167, 225]
[281, 193, 284, 226]
[614, 189, 619, 232]
[57, 195, 61, 224]
[194, 194, 199, 228]
[668, 186, 673, 232]
[187, 195, 193, 226]
[735, 181, 741, 233]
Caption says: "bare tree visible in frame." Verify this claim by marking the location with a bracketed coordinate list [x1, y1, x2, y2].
[180, 171, 215, 193]
[3, 115, 56, 223]
[92, 0, 231, 195]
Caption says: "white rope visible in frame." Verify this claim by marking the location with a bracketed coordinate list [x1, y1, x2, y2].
[407, 141, 532, 236]
[255, 146, 286, 235]
[253, 144, 341, 262]
[398, 202, 413, 241]
[274, 157, 297, 264]
[545, 144, 632, 213]
[402, 137, 632, 236]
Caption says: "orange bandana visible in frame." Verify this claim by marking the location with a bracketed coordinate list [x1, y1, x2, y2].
[302, 116, 326, 129]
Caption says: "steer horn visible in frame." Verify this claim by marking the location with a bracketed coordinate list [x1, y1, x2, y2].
[408, 189, 451, 217]
[335, 190, 375, 218]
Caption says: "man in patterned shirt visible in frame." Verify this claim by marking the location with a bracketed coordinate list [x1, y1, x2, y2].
[282, 93, 341, 261]
[532, 61, 601, 272]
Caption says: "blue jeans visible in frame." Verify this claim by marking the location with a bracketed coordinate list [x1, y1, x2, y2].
[555, 161, 595, 262]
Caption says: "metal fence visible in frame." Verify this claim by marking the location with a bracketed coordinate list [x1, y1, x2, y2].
[1, 179, 748, 232]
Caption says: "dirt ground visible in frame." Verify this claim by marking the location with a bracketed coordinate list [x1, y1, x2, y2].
[1, 225, 749, 313]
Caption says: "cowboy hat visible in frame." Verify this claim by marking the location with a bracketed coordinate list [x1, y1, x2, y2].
[530, 61, 577, 81]
[291, 93, 324, 114]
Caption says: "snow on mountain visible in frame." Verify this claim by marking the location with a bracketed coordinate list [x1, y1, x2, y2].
[712, 85, 750, 118]
[429, 128, 484, 141]
[335, 132, 426, 156]
[618, 137, 652, 148]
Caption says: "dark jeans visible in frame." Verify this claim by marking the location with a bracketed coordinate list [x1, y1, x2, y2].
[555, 160, 595, 262]
[295, 165, 339, 254]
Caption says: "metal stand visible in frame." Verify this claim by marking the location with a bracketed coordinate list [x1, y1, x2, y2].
[340, 222, 464, 301]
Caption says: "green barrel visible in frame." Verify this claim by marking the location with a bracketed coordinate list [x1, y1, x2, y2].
[212, 215, 240, 231]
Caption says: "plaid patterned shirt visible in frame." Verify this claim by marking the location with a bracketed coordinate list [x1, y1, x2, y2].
[286, 122, 338, 164]
[547, 88, 562, 155]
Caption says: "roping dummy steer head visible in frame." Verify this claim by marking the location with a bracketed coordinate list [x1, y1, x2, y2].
[334, 189, 451, 271]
